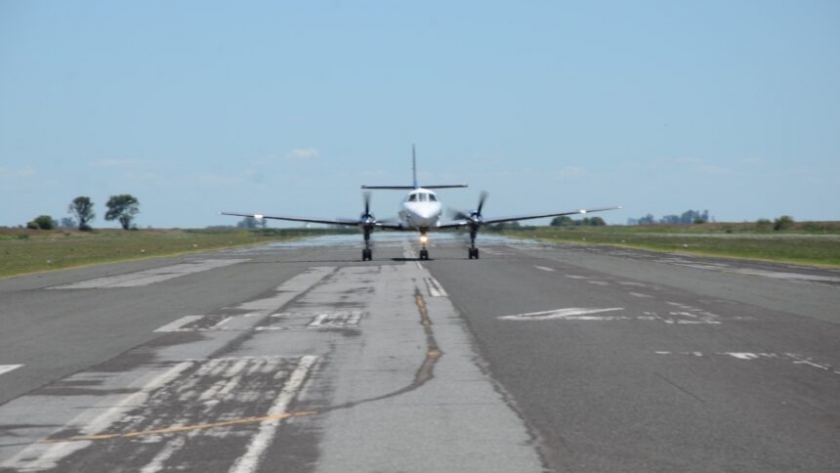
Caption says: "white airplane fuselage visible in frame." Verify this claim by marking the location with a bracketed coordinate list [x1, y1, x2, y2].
[397, 188, 443, 232]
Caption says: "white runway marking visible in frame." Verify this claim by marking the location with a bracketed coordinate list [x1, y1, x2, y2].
[229, 355, 317, 473]
[654, 352, 840, 376]
[154, 316, 204, 332]
[587, 280, 609, 286]
[500, 308, 731, 325]
[0, 365, 23, 376]
[52, 259, 247, 289]
[500, 308, 625, 321]
[424, 277, 448, 297]
[618, 281, 648, 287]
[2, 361, 195, 471]
[564, 275, 589, 280]
[535, 266, 555, 272]
[629, 292, 653, 298]
[307, 311, 362, 328]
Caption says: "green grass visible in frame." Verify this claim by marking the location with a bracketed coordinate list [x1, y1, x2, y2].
[494, 222, 840, 267]
[0, 227, 349, 279]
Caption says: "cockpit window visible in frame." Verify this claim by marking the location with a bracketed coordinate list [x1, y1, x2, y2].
[428, 194, 438, 202]
[419, 193, 428, 202]
[408, 194, 417, 202]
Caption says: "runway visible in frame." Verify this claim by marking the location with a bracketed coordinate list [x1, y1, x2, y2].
[1, 233, 839, 472]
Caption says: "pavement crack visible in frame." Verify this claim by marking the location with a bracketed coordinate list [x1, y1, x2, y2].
[655, 372, 706, 404]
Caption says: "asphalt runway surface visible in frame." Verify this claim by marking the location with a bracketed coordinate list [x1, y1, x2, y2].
[1, 233, 839, 472]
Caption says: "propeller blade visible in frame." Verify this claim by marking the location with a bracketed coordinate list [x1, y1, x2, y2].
[476, 191, 488, 215]
[449, 209, 470, 220]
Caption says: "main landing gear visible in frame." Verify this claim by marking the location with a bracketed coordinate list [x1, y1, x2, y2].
[468, 229, 480, 259]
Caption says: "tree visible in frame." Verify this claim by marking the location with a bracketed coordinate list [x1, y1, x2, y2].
[550, 216, 574, 226]
[637, 214, 656, 225]
[59, 217, 77, 229]
[68, 196, 95, 230]
[773, 215, 795, 231]
[27, 215, 57, 230]
[105, 194, 140, 230]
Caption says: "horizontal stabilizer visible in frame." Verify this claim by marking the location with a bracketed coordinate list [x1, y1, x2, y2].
[361, 184, 468, 190]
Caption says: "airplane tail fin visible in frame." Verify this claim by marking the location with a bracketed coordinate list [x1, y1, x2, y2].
[361, 145, 468, 190]
[413, 144, 418, 189]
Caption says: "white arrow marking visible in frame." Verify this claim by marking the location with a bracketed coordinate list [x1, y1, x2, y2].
[0, 365, 23, 376]
[499, 308, 625, 321]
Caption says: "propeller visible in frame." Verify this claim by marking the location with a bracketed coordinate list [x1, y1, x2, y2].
[452, 191, 488, 228]
[360, 191, 376, 228]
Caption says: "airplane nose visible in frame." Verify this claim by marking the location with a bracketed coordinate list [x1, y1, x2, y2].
[417, 209, 437, 220]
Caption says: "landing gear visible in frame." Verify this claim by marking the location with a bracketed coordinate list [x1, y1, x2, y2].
[418, 231, 430, 260]
[362, 227, 373, 261]
[468, 229, 480, 259]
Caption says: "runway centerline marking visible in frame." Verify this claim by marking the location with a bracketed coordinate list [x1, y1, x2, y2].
[535, 266, 555, 272]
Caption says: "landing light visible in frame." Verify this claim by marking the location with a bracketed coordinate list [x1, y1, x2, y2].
[420, 235, 428, 244]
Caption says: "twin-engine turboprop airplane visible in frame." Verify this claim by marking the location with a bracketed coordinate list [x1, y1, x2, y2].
[221, 146, 620, 261]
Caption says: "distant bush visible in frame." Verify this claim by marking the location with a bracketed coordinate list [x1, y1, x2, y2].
[27, 215, 57, 230]
[756, 219, 773, 231]
[774, 215, 795, 231]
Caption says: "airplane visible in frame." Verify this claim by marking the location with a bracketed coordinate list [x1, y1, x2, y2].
[221, 146, 620, 261]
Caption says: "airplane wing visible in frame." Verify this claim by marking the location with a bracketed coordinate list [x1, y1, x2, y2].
[220, 212, 409, 230]
[437, 206, 621, 229]
[220, 212, 361, 227]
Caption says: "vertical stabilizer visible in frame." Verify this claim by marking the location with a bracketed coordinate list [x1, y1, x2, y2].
[412, 144, 418, 189]
[360, 144, 467, 190]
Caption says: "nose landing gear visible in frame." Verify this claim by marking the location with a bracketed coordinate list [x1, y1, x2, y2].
[468, 229, 480, 259]
[362, 227, 373, 261]
[419, 232, 430, 260]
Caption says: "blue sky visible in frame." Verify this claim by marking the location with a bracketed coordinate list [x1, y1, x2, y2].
[1, 0, 838, 228]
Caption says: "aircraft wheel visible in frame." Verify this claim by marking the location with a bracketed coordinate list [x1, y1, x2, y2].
[362, 249, 372, 261]
[474, 248, 479, 259]
[419, 249, 429, 260]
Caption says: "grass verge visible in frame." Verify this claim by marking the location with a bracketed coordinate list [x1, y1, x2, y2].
[0, 228, 350, 279]
[494, 223, 840, 267]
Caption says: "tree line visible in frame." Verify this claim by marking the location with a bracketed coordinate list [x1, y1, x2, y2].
[26, 194, 141, 231]
[627, 210, 710, 226]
